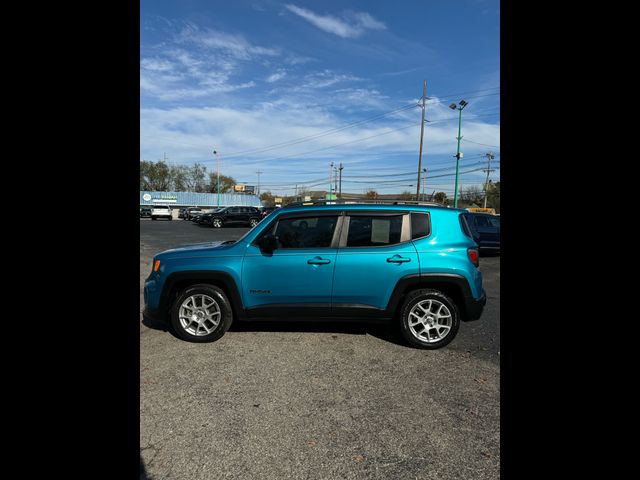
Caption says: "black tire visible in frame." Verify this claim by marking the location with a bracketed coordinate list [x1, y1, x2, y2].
[249, 218, 259, 227]
[399, 289, 460, 349]
[170, 284, 233, 343]
[152, 217, 157, 221]
[212, 218, 223, 228]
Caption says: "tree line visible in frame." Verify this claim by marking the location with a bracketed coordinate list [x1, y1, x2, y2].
[140, 160, 237, 193]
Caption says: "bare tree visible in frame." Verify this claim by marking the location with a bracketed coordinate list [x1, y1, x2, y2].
[365, 190, 379, 199]
[140, 160, 171, 191]
[459, 185, 484, 206]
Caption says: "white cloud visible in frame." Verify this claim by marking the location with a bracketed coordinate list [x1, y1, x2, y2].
[284, 4, 386, 38]
[266, 70, 287, 83]
[140, 103, 499, 182]
[177, 23, 280, 59]
[140, 24, 280, 101]
[302, 69, 361, 89]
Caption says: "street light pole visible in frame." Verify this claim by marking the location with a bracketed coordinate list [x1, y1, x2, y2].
[213, 150, 221, 208]
[450, 100, 468, 208]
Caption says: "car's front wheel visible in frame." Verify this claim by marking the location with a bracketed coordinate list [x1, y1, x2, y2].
[249, 218, 259, 227]
[399, 289, 460, 349]
[212, 218, 223, 228]
[170, 284, 233, 343]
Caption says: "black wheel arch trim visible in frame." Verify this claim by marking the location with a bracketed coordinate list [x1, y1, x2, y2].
[159, 271, 246, 322]
[385, 273, 485, 321]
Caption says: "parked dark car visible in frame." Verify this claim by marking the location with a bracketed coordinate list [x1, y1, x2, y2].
[140, 207, 152, 218]
[206, 206, 262, 228]
[196, 209, 222, 226]
[461, 212, 500, 251]
[260, 206, 278, 219]
[184, 207, 203, 221]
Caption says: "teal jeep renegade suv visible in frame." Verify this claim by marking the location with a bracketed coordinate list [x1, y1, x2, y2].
[143, 201, 486, 349]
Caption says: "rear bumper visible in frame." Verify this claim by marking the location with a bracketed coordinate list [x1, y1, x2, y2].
[463, 291, 486, 321]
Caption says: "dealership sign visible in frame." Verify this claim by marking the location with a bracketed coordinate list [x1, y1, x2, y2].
[143, 193, 178, 203]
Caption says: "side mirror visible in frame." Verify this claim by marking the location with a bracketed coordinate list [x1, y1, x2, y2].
[258, 234, 279, 253]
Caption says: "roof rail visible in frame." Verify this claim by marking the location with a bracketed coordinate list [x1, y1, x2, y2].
[283, 199, 446, 208]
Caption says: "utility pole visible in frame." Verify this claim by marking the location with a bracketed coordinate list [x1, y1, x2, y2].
[416, 80, 428, 200]
[482, 152, 496, 208]
[422, 168, 427, 201]
[256, 171, 262, 196]
[329, 162, 334, 199]
[338, 163, 343, 199]
[213, 150, 221, 208]
[334, 165, 339, 195]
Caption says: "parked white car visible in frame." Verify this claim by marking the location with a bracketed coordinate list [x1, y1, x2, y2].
[151, 205, 172, 221]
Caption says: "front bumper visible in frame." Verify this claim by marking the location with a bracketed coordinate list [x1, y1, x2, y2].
[142, 305, 168, 324]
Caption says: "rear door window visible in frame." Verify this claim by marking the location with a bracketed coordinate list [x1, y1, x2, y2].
[346, 215, 403, 247]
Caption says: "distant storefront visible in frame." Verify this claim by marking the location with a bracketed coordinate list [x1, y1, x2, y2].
[140, 191, 262, 208]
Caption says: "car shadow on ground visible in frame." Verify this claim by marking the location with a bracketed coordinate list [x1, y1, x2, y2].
[141, 316, 408, 347]
[140, 454, 151, 480]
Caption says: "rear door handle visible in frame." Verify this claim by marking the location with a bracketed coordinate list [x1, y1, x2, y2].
[308, 257, 331, 265]
[387, 255, 411, 263]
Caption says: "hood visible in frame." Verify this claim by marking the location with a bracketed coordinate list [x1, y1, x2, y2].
[157, 240, 240, 258]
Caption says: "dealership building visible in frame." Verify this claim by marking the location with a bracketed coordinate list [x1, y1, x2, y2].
[140, 191, 262, 210]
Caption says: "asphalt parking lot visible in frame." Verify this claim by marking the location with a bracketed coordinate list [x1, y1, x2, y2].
[140, 218, 500, 480]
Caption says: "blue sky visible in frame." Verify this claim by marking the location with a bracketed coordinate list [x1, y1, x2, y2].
[140, 0, 500, 196]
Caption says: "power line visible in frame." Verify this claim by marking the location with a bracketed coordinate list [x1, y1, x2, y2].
[140, 87, 499, 154]
[219, 103, 418, 159]
[463, 138, 501, 149]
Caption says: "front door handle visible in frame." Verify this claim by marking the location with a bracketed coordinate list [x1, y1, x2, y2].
[387, 255, 411, 263]
[308, 257, 331, 265]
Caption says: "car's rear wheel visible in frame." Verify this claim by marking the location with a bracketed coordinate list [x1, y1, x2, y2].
[170, 284, 233, 343]
[212, 218, 223, 228]
[249, 218, 259, 227]
[152, 217, 157, 221]
[399, 289, 460, 349]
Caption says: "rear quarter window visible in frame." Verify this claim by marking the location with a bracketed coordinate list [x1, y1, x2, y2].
[410, 212, 431, 239]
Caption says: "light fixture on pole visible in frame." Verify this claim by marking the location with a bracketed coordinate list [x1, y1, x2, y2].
[449, 100, 468, 207]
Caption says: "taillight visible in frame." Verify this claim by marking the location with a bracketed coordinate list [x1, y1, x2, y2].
[467, 248, 479, 267]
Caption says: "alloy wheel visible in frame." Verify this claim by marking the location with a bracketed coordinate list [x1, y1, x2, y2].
[407, 299, 453, 343]
[178, 294, 221, 336]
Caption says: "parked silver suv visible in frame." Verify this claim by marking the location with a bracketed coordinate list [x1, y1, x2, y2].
[151, 205, 172, 221]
